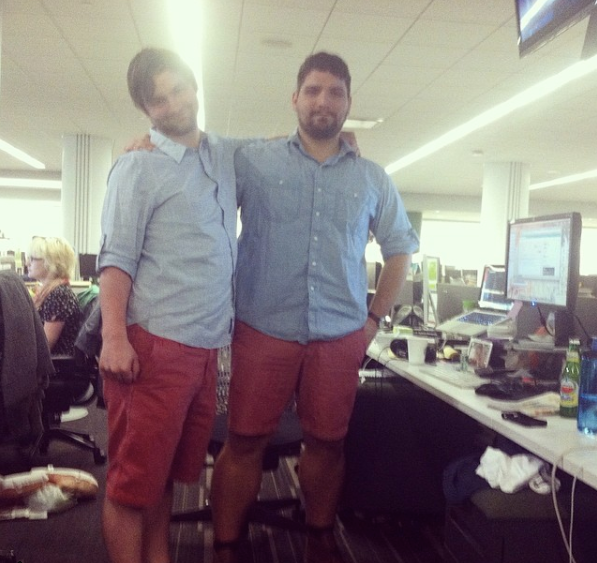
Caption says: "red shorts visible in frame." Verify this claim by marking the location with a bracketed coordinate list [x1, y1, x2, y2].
[104, 325, 217, 508]
[228, 321, 367, 441]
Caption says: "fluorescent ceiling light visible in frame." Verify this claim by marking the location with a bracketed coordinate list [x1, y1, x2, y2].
[0, 138, 45, 169]
[530, 168, 597, 190]
[344, 118, 383, 130]
[167, 0, 205, 130]
[385, 52, 597, 175]
[0, 177, 61, 189]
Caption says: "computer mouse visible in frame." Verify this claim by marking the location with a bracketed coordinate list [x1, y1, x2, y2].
[475, 383, 500, 396]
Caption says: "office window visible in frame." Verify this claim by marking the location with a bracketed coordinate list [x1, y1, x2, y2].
[419, 220, 482, 273]
[0, 199, 62, 251]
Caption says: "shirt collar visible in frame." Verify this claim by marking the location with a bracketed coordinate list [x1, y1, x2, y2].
[150, 128, 201, 163]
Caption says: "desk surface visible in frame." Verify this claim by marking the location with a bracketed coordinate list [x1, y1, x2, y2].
[367, 339, 597, 490]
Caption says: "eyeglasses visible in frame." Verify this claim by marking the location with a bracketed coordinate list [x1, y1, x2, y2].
[28, 256, 43, 262]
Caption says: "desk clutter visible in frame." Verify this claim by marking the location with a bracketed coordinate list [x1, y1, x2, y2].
[365, 331, 597, 563]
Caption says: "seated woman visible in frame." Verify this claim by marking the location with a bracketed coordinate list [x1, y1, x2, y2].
[27, 237, 82, 356]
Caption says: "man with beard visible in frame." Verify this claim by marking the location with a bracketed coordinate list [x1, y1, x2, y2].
[97, 48, 250, 563]
[210, 52, 419, 563]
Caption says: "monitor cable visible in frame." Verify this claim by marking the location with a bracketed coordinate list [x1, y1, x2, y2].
[549, 445, 597, 563]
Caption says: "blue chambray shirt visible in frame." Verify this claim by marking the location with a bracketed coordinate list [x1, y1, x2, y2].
[235, 131, 419, 344]
[98, 129, 244, 349]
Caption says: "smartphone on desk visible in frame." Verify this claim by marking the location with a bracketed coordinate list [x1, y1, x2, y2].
[501, 411, 547, 427]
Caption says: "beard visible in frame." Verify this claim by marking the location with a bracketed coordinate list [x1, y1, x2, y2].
[154, 106, 198, 138]
[299, 111, 346, 140]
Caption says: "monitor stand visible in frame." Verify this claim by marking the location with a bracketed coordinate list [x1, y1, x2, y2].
[552, 310, 575, 347]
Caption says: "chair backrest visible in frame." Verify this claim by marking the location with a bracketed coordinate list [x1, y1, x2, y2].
[0, 270, 53, 443]
[45, 294, 102, 415]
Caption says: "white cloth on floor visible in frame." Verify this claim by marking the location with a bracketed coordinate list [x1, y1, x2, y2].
[475, 446, 546, 493]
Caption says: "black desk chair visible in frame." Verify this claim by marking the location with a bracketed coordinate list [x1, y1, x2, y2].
[171, 409, 305, 531]
[0, 270, 54, 468]
[38, 351, 106, 465]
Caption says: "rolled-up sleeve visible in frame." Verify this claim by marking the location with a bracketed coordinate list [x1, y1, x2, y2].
[372, 173, 419, 260]
[98, 155, 156, 280]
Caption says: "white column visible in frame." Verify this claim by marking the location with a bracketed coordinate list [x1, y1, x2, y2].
[480, 162, 530, 265]
[61, 134, 113, 254]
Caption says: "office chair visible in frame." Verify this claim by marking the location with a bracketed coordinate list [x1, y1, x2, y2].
[37, 295, 106, 465]
[38, 350, 106, 465]
[171, 409, 305, 531]
[0, 270, 54, 467]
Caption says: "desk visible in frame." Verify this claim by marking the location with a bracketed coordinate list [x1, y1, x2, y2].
[367, 339, 597, 491]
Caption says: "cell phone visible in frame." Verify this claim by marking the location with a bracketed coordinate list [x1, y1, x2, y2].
[501, 411, 547, 427]
[475, 367, 516, 378]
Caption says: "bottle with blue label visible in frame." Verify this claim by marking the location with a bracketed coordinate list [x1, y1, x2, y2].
[578, 337, 597, 435]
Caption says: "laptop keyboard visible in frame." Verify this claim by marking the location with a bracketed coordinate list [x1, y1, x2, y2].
[459, 311, 506, 326]
[420, 364, 484, 389]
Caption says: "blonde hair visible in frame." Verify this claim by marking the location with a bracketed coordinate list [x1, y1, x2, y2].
[29, 236, 76, 280]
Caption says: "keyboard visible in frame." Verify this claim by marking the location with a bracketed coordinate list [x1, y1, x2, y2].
[420, 364, 485, 389]
[458, 311, 507, 326]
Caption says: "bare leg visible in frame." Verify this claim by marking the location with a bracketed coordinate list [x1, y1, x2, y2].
[299, 434, 346, 563]
[210, 432, 271, 561]
[103, 498, 144, 563]
[142, 483, 173, 563]
[299, 434, 345, 527]
[103, 489, 173, 563]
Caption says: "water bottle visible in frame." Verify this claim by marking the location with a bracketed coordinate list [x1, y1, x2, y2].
[578, 337, 597, 435]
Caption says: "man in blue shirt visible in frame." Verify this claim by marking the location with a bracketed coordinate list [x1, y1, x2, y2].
[210, 52, 419, 563]
[97, 48, 247, 563]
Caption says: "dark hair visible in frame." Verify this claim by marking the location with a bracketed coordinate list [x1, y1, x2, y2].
[127, 48, 197, 113]
[296, 52, 351, 96]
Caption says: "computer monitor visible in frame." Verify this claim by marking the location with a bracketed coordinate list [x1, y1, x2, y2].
[0, 255, 15, 271]
[514, 0, 596, 58]
[366, 261, 381, 291]
[505, 212, 582, 344]
[79, 253, 98, 280]
[444, 266, 463, 285]
[478, 265, 512, 312]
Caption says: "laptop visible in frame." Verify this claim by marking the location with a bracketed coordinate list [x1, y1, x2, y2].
[435, 265, 512, 337]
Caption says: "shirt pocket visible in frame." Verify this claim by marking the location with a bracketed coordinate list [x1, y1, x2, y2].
[332, 185, 372, 234]
[262, 177, 303, 223]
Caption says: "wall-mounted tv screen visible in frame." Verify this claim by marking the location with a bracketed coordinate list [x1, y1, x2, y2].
[515, 0, 596, 57]
[505, 212, 582, 311]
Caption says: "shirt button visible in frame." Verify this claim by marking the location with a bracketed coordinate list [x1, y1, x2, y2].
[312, 261, 317, 266]
[313, 236, 318, 241]
[310, 286, 315, 291]
[315, 211, 320, 217]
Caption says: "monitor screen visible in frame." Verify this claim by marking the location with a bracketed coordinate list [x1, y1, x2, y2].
[79, 253, 98, 279]
[515, 0, 596, 57]
[505, 212, 582, 311]
[478, 265, 512, 312]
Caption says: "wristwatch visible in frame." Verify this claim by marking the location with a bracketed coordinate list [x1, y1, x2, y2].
[367, 311, 382, 326]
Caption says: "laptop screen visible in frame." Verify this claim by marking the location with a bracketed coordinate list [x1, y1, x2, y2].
[478, 265, 513, 312]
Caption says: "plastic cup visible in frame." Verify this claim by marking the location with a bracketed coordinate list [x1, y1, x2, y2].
[407, 336, 428, 365]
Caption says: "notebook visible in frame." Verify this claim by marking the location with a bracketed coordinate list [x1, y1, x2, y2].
[435, 265, 513, 337]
